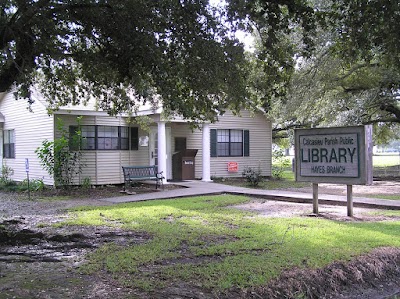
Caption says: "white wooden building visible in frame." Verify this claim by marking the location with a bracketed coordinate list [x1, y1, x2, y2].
[0, 92, 272, 186]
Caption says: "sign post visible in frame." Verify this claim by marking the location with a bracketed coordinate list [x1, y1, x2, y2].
[295, 126, 373, 216]
[347, 185, 353, 217]
[25, 158, 31, 200]
[312, 183, 318, 214]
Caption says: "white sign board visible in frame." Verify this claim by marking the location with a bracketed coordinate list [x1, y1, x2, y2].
[295, 126, 373, 185]
[139, 136, 149, 147]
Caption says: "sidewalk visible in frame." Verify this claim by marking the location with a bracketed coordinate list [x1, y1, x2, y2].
[98, 180, 400, 210]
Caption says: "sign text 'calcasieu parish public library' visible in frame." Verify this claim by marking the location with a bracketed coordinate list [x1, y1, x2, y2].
[294, 126, 373, 185]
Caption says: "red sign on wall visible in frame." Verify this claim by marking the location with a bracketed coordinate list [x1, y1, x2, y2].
[228, 162, 238, 172]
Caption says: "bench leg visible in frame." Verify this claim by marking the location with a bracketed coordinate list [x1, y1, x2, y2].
[155, 178, 164, 190]
[123, 180, 131, 192]
[159, 179, 164, 190]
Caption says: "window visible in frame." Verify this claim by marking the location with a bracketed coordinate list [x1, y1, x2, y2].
[97, 126, 119, 150]
[121, 127, 129, 150]
[211, 129, 249, 157]
[81, 126, 96, 150]
[3, 129, 15, 158]
[69, 126, 138, 151]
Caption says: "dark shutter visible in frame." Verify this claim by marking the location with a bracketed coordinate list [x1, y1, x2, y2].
[244, 130, 250, 157]
[130, 127, 139, 150]
[69, 126, 79, 150]
[210, 129, 217, 157]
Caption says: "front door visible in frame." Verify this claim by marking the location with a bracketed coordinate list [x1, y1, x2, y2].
[150, 127, 172, 180]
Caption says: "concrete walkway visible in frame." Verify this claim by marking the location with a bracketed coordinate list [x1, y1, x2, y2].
[98, 180, 400, 210]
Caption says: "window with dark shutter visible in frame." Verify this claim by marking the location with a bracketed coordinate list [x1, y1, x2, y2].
[3, 129, 15, 158]
[69, 125, 133, 151]
[211, 129, 250, 157]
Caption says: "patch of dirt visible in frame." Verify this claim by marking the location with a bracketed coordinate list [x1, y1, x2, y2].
[245, 247, 400, 299]
[234, 200, 400, 222]
[13, 182, 182, 201]
[0, 183, 400, 299]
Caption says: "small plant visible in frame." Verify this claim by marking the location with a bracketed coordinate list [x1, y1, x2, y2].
[19, 178, 46, 192]
[1, 165, 14, 183]
[272, 148, 291, 180]
[211, 176, 225, 182]
[242, 166, 263, 187]
[0, 179, 18, 191]
[35, 117, 84, 188]
[81, 177, 91, 189]
[0, 165, 17, 191]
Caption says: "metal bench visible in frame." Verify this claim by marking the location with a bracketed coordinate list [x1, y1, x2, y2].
[122, 165, 164, 191]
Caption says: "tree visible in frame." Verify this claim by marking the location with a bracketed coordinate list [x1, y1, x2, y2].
[330, 0, 400, 67]
[271, 47, 400, 143]
[328, 0, 400, 124]
[0, 0, 319, 122]
[1, 0, 248, 121]
[256, 0, 400, 143]
[227, 0, 318, 111]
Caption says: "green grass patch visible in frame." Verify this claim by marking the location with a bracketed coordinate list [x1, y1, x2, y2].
[367, 210, 400, 217]
[63, 195, 400, 292]
[373, 155, 400, 167]
[362, 194, 400, 200]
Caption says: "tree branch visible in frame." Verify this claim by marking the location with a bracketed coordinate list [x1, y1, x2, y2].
[380, 103, 400, 121]
[334, 62, 380, 82]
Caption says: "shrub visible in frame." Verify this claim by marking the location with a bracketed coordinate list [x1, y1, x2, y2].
[0, 166, 17, 191]
[1, 165, 14, 184]
[242, 166, 263, 187]
[81, 177, 91, 189]
[0, 178, 47, 193]
[18, 178, 46, 192]
[0, 179, 18, 191]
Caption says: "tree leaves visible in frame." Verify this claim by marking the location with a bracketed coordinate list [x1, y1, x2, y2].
[0, 1, 248, 121]
[0, 0, 321, 122]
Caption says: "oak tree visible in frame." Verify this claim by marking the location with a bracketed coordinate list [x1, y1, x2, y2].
[0, 0, 318, 121]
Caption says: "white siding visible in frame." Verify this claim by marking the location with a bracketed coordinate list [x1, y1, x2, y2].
[0, 93, 54, 184]
[1, 93, 272, 185]
[170, 110, 272, 179]
[58, 115, 149, 185]
[209, 110, 272, 178]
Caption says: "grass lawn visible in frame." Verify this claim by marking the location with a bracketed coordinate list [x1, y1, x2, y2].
[373, 154, 400, 167]
[363, 194, 400, 200]
[64, 195, 400, 293]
